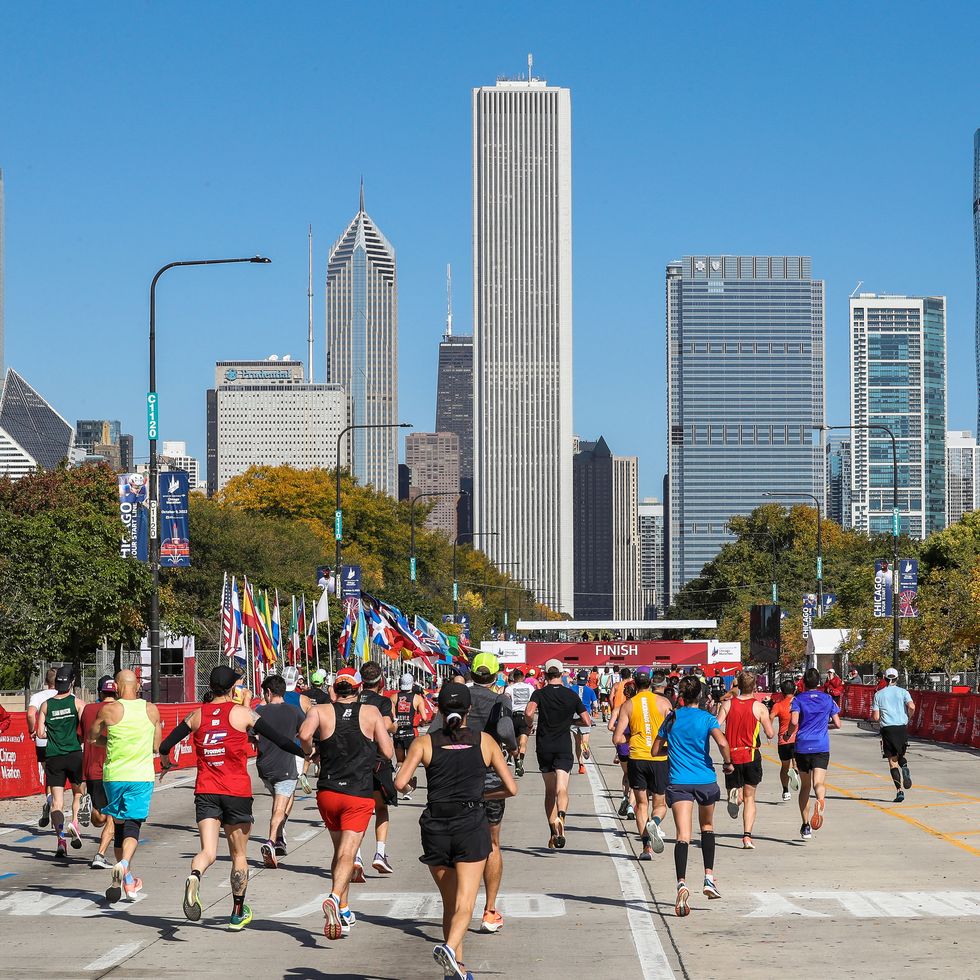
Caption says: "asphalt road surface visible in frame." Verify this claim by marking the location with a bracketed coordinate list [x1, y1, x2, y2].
[1, 720, 978, 979]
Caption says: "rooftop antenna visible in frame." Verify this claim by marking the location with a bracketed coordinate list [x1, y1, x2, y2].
[527, 52, 533, 83]
[359, 175, 365, 213]
[307, 225, 314, 383]
[849, 280, 863, 298]
[446, 263, 453, 337]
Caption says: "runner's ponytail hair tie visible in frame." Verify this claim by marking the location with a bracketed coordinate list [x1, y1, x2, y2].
[445, 711, 464, 732]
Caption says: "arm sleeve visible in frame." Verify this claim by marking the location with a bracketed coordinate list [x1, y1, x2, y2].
[159, 720, 193, 755]
[252, 715, 306, 757]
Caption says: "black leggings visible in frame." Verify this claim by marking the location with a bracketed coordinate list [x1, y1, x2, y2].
[113, 819, 143, 848]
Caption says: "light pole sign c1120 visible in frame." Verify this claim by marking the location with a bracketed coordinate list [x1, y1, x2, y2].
[146, 392, 159, 440]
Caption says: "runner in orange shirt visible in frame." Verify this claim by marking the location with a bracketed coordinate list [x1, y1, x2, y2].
[609, 668, 633, 714]
[768, 680, 801, 801]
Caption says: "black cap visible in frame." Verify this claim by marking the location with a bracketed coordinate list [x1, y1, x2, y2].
[209, 665, 239, 693]
[438, 683, 471, 715]
[54, 665, 74, 693]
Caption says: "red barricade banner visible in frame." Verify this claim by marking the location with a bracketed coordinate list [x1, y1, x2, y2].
[842, 684, 875, 720]
[0, 713, 44, 798]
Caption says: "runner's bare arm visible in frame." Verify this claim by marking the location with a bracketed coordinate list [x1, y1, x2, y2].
[830, 710, 842, 730]
[298, 705, 322, 756]
[482, 734, 517, 799]
[88, 703, 110, 747]
[372, 708, 395, 761]
[906, 697, 916, 717]
[612, 699, 631, 746]
[525, 700, 538, 723]
[26, 703, 39, 737]
[785, 710, 800, 742]
[710, 727, 734, 770]
[36, 700, 48, 741]
[393, 734, 427, 793]
[146, 702, 163, 752]
[756, 701, 775, 740]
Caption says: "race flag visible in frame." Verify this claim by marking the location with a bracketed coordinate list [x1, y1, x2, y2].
[253, 589, 277, 667]
[288, 595, 299, 665]
[414, 614, 450, 657]
[337, 605, 352, 662]
[271, 589, 282, 657]
[241, 577, 260, 632]
[306, 593, 318, 661]
[220, 573, 242, 660]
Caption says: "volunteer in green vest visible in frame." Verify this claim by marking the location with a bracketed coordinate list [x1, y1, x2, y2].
[36, 665, 88, 861]
[88, 669, 162, 903]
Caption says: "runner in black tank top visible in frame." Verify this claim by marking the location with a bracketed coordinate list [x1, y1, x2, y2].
[317, 702, 375, 798]
[395, 683, 517, 980]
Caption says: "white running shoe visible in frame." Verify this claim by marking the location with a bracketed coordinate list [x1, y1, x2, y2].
[787, 767, 801, 793]
[646, 819, 665, 854]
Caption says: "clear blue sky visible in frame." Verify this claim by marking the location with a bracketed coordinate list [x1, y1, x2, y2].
[2, 2, 977, 497]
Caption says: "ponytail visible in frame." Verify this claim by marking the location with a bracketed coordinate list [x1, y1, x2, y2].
[444, 711, 465, 735]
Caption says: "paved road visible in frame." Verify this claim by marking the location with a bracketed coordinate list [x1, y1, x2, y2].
[1, 720, 979, 979]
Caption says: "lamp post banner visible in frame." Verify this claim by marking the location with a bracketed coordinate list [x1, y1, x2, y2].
[118, 473, 149, 561]
[340, 564, 362, 600]
[802, 593, 818, 639]
[158, 471, 190, 567]
[899, 558, 918, 618]
[873, 560, 893, 618]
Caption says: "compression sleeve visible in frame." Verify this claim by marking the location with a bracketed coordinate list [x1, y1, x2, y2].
[252, 715, 307, 757]
[159, 720, 192, 755]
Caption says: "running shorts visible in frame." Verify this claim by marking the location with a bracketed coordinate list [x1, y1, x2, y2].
[512, 713, 528, 739]
[627, 758, 669, 796]
[599, 692, 610, 703]
[44, 750, 83, 787]
[879, 725, 909, 759]
[262, 776, 298, 799]
[665, 782, 721, 807]
[726, 758, 763, 788]
[536, 747, 573, 774]
[419, 805, 491, 867]
[616, 742, 631, 760]
[795, 752, 830, 773]
[317, 789, 374, 834]
[571, 725, 591, 737]
[484, 799, 505, 826]
[194, 792, 254, 825]
[394, 735, 415, 754]
[777, 742, 797, 762]
[104, 780, 154, 821]
[88, 778, 108, 812]
[34, 744, 46, 764]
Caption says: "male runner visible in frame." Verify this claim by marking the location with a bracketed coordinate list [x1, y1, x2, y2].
[871, 667, 915, 802]
[708, 669, 726, 706]
[613, 669, 672, 859]
[283, 666, 315, 794]
[254, 674, 305, 868]
[306, 669, 332, 705]
[89, 669, 162, 901]
[716, 671, 774, 849]
[768, 679, 801, 801]
[505, 668, 536, 777]
[36, 666, 87, 860]
[27, 667, 58, 828]
[571, 669, 598, 774]
[392, 671, 433, 800]
[357, 660, 398, 877]
[80, 676, 118, 869]
[299, 667, 393, 940]
[785, 667, 841, 840]
[159, 665, 307, 930]
[525, 659, 592, 850]
[597, 666, 614, 722]
[429, 652, 516, 934]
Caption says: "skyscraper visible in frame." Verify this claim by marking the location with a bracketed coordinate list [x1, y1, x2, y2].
[406, 431, 461, 538]
[0, 169, 5, 389]
[849, 294, 947, 537]
[974, 130, 979, 439]
[946, 430, 979, 526]
[667, 256, 825, 601]
[638, 497, 665, 618]
[325, 183, 398, 496]
[825, 434, 852, 528]
[0, 368, 74, 479]
[473, 67, 574, 613]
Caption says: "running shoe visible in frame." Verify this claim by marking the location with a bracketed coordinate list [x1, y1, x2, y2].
[617, 796, 630, 817]
[727, 787, 741, 819]
[578, 763, 586, 775]
[638, 840, 653, 861]
[372, 851, 393, 874]
[123, 876, 143, 900]
[274, 835, 287, 857]
[228, 904, 252, 931]
[106, 862, 125, 903]
[781, 790, 791, 802]
[583, 747, 591, 760]
[742, 835, 755, 850]
[182, 874, 203, 921]
[800, 822, 812, 841]
[553, 813, 566, 849]
[90, 852, 110, 870]
[298, 773, 313, 795]
[625, 805, 635, 820]
[674, 882, 690, 917]
[894, 790, 905, 803]
[647, 820, 665, 854]
[339, 908, 356, 936]
[401, 791, 413, 801]
[39, 798, 51, 828]
[323, 895, 343, 940]
[66, 820, 82, 849]
[703, 875, 721, 899]
[433, 943, 468, 979]
[260, 840, 278, 868]
[515, 758, 525, 778]
[56, 838, 69, 862]
[481, 908, 504, 933]
[787, 767, 801, 793]
[78, 794, 92, 827]
[351, 860, 366, 884]
[901, 765, 912, 789]
[811, 799, 826, 831]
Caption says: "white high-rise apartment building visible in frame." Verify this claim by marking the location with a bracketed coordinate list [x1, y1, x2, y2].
[472, 66, 574, 613]
[638, 497, 665, 617]
[612, 455, 641, 620]
[325, 184, 398, 496]
[160, 441, 202, 490]
[946, 430, 980, 526]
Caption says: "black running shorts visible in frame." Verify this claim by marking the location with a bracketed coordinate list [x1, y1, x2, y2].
[512, 713, 528, 739]
[194, 793, 254, 825]
[777, 742, 797, 762]
[536, 747, 573, 774]
[394, 735, 415, 754]
[795, 752, 830, 774]
[880, 725, 909, 759]
[627, 758, 669, 796]
[484, 799, 505, 825]
[726, 758, 763, 788]
[88, 778, 108, 812]
[419, 806, 492, 867]
[45, 750, 83, 787]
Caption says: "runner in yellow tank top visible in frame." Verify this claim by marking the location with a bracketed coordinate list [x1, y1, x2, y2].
[614, 670, 674, 859]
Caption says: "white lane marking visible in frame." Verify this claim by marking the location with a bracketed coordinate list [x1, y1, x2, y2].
[84, 942, 143, 971]
[271, 891, 565, 920]
[0, 889, 146, 917]
[0, 828, 17, 837]
[292, 828, 318, 843]
[746, 891, 980, 918]
[583, 761, 675, 980]
[746, 892, 828, 917]
[153, 774, 195, 794]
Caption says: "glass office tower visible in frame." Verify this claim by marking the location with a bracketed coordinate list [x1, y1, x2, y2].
[666, 256, 825, 601]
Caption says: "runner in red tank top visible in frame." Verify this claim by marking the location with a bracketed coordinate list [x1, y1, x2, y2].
[159, 665, 309, 931]
[715, 672, 774, 849]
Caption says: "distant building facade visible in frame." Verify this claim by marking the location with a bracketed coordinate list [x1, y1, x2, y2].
[405, 431, 461, 538]
[638, 497, 665, 618]
[826, 434, 852, 528]
[75, 419, 133, 471]
[161, 440, 201, 490]
[946, 430, 979, 526]
[0, 368, 74, 479]
[436, 325, 473, 537]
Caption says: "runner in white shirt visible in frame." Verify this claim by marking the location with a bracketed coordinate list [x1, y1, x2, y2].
[505, 669, 536, 778]
[597, 666, 615, 723]
[27, 668, 58, 828]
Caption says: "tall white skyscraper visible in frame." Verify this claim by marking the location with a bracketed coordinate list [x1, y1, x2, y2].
[945, 430, 979, 526]
[472, 66, 574, 613]
[325, 184, 398, 496]
[0, 169, 5, 389]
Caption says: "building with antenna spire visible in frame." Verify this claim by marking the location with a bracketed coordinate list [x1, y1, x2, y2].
[325, 181, 399, 496]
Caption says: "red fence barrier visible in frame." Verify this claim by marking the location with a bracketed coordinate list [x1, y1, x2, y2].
[842, 684, 980, 749]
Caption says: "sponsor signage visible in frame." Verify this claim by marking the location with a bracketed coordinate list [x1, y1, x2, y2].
[118, 473, 149, 561]
[707, 641, 742, 664]
[158, 471, 190, 567]
[822, 592, 837, 612]
[802, 593, 818, 640]
[481, 640, 526, 664]
[899, 559, 918, 618]
[340, 564, 361, 600]
[873, 560, 893, 618]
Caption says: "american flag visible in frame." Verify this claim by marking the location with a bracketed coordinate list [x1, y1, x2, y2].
[220, 573, 242, 658]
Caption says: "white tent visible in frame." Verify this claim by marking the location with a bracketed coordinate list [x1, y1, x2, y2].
[805, 628, 851, 671]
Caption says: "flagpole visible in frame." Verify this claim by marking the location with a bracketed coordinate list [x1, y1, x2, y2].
[312, 596, 321, 672]
[322, 587, 332, 674]
[303, 594, 311, 682]
[220, 571, 228, 663]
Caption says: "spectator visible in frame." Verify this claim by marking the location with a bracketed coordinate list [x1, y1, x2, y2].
[845, 667, 860, 685]
[823, 668, 844, 707]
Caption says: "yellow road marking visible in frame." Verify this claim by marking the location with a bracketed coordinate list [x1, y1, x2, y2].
[898, 801, 980, 810]
[827, 760, 980, 803]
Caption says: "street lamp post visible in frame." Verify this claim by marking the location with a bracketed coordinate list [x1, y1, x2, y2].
[452, 531, 498, 618]
[148, 256, 270, 703]
[823, 423, 900, 669]
[409, 490, 466, 582]
[334, 422, 413, 575]
[763, 491, 823, 616]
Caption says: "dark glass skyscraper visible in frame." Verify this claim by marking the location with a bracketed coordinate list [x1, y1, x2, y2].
[974, 129, 980, 438]
[0, 368, 74, 476]
[435, 332, 473, 482]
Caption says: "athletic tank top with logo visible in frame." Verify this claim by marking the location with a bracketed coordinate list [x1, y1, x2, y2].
[103, 699, 156, 782]
[193, 701, 252, 797]
[317, 702, 374, 799]
[45, 695, 81, 757]
[426, 728, 486, 804]
[726, 697, 762, 765]
[627, 692, 668, 762]
[395, 692, 416, 737]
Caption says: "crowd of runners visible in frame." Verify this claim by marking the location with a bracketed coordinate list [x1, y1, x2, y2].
[20, 653, 917, 980]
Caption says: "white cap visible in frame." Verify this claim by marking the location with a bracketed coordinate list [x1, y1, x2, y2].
[400, 672, 415, 690]
[884, 667, 899, 679]
[283, 666, 299, 691]
[827, 668, 835, 674]
[544, 658, 563, 673]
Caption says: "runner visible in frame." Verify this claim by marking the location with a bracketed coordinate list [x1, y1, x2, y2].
[768, 679, 802, 801]
[504, 668, 536, 777]
[254, 674, 305, 868]
[785, 667, 842, 840]
[36, 666, 87, 860]
[608, 667, 633, 725]
[357, 660, 398, 877]
[395, 682, 517, 980]
[608, 679, 637, 819]
[298, 667, 393, 941]
[88, 669, 162, 901]
[306, 668, 332, 705]
[158, 665, 308, 931]
[80, 675, 118, 869]
[871, 667, 916, 803]
[649, 674, 733, 917]
[524, 659, 592, 850]
[597, 666, 614, 722]
[26, 667, 58, 829]
[613, 669, 672, 859]
[715, 671, 774, 849]
[283, 666, 315, 794]
[392, 671, 433, 800]
[708, 669, 726, 706]
[428, 651, 516, 935]
[571, 669, 598, 774]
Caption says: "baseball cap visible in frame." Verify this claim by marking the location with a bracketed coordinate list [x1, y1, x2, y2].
[544, 658, 563, 674]
[438, 682, 471, 715]
[576, 669, 589, 683]
[471, 652, 500, 678]
[97, 675, 117, 697]
[827, 668, 836, 675]
[54, 666, 74, 693]
[311, 669, 327, 686]
[400, 672, 415, 691]
[527, 667, 537, 677]
[283, 665, 299, 691]
[209, 664, 239, 692]
[884, 667, 899, 679]
[335, 667, 362, 689]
